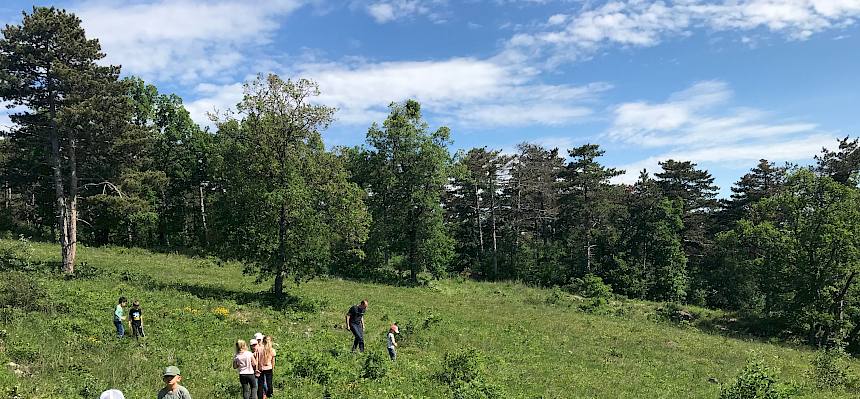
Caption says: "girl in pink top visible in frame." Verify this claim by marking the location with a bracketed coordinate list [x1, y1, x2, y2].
[233, 339, 258, 399]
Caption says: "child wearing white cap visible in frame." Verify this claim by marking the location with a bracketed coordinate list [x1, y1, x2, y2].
[100, 389, 124, 399]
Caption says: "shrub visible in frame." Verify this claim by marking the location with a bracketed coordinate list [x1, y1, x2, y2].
[720, 359, 795, 399]
[545, 286, 567, 305]
[0, 272, 48, 311]
[565, 274, 613, 299]
[657, 302, 696, 324]
[437, 348, 482, 385]
[292, 352, 334, 385]
[0, 237, 34, 271]
[809, 347, 851, 390]
[452, 379, 504, 399]
[360, 351, 388, 380]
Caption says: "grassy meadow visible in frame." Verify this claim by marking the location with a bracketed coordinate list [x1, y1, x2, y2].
[1, 239, 858, 398]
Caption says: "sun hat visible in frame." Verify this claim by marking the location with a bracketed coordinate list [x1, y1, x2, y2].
[100, 389, 125, 399]
[249, 339, 258, 345]
[163, 366, 181, 377]
[254, 332, 264, 341]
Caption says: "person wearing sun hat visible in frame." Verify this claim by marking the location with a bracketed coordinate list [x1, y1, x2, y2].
[157, 365, 191, 399]
[99, 389, 125, 399]
[387, 323, 400, 361]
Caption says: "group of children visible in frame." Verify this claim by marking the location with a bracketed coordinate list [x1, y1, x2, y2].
[233, 332, 277, 399]
[106, 297, 401, 398]
[113, 296, 145, 339]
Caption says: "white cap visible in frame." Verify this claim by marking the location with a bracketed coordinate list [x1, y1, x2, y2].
[100, 389, 125, 399]
[249, 339, 258, 345]
[254, 332, 264, 341]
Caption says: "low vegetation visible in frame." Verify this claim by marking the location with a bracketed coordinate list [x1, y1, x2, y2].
[0, 240, 859, 398]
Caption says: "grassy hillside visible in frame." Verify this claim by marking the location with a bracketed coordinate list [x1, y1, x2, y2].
[0, 240, 858, 398]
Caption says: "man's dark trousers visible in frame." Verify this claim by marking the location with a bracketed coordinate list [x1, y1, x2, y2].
[350, 324, 365, 352]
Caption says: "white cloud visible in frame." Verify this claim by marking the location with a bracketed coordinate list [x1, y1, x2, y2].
[507, 0, 860, 65]
[361, 0, 448, 24]
[76, 0, 305, 83]
[608, 81, 831, 183]
[185, 82, 244, 127]
[612, 134, 836, 184]
[184, 58, 611, 128]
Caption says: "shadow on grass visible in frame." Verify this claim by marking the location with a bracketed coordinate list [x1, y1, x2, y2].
[151, 281, 323, 313]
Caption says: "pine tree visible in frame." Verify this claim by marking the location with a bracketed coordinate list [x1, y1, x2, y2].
[0, 7, 130, 273]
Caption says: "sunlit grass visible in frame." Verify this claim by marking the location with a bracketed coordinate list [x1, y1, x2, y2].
[0, 240, 858, 398]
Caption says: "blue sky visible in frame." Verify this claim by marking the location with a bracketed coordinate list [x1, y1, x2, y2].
[2, 0, 860, 194]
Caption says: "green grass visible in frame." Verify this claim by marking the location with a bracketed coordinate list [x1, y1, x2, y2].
[1, 240, 859, 398]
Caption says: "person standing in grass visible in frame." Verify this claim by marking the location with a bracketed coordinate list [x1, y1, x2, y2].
[129, 300, 145, 339]
[157, 366, 191, 399]
[234, 339, 258, 399]
[113, 296, 127, 338]
[345, 299, 368, 353]
[387, 323, 399, 361]
[258, 335, 276, 398]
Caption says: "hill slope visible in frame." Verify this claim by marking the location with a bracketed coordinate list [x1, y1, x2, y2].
[0, 240, 857, 398]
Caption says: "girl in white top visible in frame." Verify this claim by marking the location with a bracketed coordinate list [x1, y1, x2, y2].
[233, 339, 258, 399]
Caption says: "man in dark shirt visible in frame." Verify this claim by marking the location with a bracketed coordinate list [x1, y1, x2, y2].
[345, 299, 368, 353]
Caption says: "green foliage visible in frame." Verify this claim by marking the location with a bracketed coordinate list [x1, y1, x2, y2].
[717, 170, 860, 346]
[355, 100, 454, 282]
[565, 274, 613, 299]
[360, 351, 388, 379]
[211, 74, 369, 296]
[0, 237, 34, 271]
[437, 348, 482, 385]
[720, 358, 795, 399]
[451, 379, 504, 399]
[809, 347, 851, 390]
[0, 271, 47, 311]
[292, 351, 335, 385]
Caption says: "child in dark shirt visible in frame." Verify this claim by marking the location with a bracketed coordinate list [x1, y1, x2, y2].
[129, 300, 145, 338]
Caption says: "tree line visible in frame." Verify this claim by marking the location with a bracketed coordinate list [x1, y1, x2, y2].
[3, 7, 860, 351]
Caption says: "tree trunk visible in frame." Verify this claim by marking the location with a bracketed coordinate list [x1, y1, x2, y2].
[199, 183, 208, 246]
[474, 182, 484, 255]
[490, 176, 498, 279]
[65, 127, 78, 274]
[47, 87, 73, 274]
[274, 203, 287, 298]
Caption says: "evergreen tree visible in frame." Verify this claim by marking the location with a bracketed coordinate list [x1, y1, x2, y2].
[0, 7, 132, 273]
[718, 159, 787, 231]
[558, 144, 623, 278]
[505, 143, 565, 284]
[614, 171, 688, 301]
[816, 136, 860, 186]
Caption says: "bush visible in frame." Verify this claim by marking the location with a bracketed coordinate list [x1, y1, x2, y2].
[809, 347, 851, 390]
[657, 302, 696, 324]
[0, 272, 48, 311]
[437, 348, 482, 385]
[720, 359, 795, 399]
[452, 379, 504, 399]
[292, 352, 334, 385]
[0, 237, 34, 271]
[437, 348, 504, 399]
[565, 274, 613, 299]
[360, 351, 388, 380]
